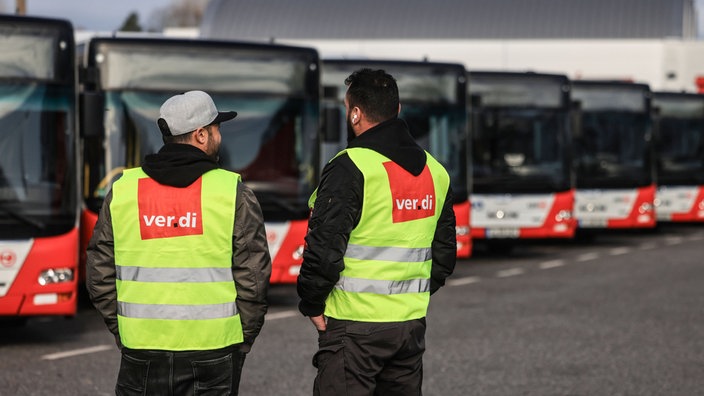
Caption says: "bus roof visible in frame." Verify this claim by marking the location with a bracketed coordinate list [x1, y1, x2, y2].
[572, 80, 651, 92]
[85, 36, 319, 59]
[468, 71, 570, 82]
[82, 37, 320, 94]
[0, 14, 73, 31]
[323, 59, 466, 72]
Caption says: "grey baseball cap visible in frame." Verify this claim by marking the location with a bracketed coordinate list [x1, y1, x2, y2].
[157, 90, 237, 136]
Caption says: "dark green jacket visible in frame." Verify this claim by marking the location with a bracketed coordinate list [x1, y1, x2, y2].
[86, 144, 271, 352]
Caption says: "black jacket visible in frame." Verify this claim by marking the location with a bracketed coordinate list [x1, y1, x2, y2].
[297, 118, 457, 317]
[86, 144, 272, 352]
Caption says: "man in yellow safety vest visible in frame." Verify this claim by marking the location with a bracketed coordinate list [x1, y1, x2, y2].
[297, 69, 457, 395]
[87, 90, 271, 395]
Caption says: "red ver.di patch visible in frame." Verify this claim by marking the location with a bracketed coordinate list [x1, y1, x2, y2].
[138, 178, 204, 240]
[383, 161, 436, 223]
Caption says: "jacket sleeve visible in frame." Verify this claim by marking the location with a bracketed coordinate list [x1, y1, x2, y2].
[297, 154, 363, 317]
[86, 190, 119, 336]
[232, 182, 272, 352]
[430, 186, 457, 294]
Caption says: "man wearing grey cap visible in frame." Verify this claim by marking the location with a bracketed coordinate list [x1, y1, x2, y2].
[87, 90, 272, 395]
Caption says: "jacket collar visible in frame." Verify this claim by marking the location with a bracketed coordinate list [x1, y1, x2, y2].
[348, 118, 426, 176]
[141, 143, 219, 187]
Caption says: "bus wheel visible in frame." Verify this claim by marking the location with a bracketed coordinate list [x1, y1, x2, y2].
[486, 240, 515, 255]
[0, 317, 28, 328]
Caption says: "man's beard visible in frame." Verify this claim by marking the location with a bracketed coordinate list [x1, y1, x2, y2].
[207, 145, 220, 162]
[205, 129, 220, 162]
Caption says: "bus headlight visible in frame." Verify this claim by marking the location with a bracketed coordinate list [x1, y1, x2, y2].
[456, 226, 470, 236]
[555, 210, 572, 222]
[38, 268, 74, 286]
[638, 203, 654, 214]
[292, 245, 305, 260]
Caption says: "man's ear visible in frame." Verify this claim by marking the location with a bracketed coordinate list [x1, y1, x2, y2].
[351, 107, 361, 124]
[194, 127, 208, 145]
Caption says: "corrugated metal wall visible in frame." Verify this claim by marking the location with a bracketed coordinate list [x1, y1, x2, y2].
[201, 0, 696, 40]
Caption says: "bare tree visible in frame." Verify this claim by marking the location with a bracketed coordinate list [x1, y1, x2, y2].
[147, 0, 210, 31]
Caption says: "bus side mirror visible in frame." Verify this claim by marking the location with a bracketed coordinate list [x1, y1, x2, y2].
[570, 100, 582, 140]
[80, 92, 105, 138]
[321, 85, 341, 143]
[651, 106, 661, 122]
[469, 94, 482, 140]
[650, 105, 661, 147]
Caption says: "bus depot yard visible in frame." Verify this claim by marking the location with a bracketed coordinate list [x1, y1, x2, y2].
[1, 11, 704, 395]
[2, 224, 703, 395]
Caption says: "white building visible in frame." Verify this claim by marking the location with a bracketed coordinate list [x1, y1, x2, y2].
[200, 0, 704, 92]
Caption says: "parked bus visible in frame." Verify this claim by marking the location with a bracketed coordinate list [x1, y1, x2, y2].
[320, 60, 472, 258]
[468, 72, 576, 241]
[0, 16, 80, 318]
[571, 81, 656, 230]
[79, 37, 320, 284]
[652, 92, 704, 222]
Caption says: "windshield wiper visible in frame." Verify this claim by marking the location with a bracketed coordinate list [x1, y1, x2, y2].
[0, 206, 46, 231]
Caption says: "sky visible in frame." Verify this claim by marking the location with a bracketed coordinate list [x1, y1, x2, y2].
[4, 0, 175, 31]
[1, 0, 704, 36]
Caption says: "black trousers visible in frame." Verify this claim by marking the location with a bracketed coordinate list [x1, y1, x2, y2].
[115, 345, 246, 396]
[313, 317, 426, 396]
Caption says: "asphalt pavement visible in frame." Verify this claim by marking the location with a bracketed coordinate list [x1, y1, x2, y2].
[1, 224, 702, 395]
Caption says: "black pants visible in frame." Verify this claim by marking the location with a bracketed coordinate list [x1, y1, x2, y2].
[115, 345, 246, 396]
[313, 317, 426, 396]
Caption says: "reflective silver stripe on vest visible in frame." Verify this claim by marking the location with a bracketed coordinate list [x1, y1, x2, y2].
[344, 244, 432, 262]
[335, 276, 430, 294]
[117, 301, 238, 320]
[116, 266, 233, 283]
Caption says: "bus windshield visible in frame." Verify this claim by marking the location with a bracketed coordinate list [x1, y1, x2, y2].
[573, 84, 653, 188]
[654, 95, 704, 185]
[83, 40, 319, 221]
[470, 73, 572, 194]
[473, 107, 570, 193]
[575, 112, 652, 187]
[0, 25, 76, 238]
[98, 91, 315, 219]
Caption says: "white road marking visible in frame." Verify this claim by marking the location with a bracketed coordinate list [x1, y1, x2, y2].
[539, 260, 565, 269]
[577, 252, 599, 262]
[41, 345, 113, 361]
[665, 236, 684, 246]
[43, 310, 302, 361]
[447, 276, 481, 286]
[496, 268, 525, 278]
[686, 234, 704, 241]
[265, 310, 298, 320]
[638, 242, 658, 250]
[609, 247, 631, 256]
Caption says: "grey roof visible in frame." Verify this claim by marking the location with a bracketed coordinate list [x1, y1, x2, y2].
[201, 0, 698, 40]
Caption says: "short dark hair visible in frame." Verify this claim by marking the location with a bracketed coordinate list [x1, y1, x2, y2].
[344, 68, 399, 123]
[162, 130, 193, 144]
[161, 123, 219, 144]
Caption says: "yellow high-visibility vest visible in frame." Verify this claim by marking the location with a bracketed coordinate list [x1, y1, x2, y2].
[323, 148, 449, 322]
[111, 167, 243, 350]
